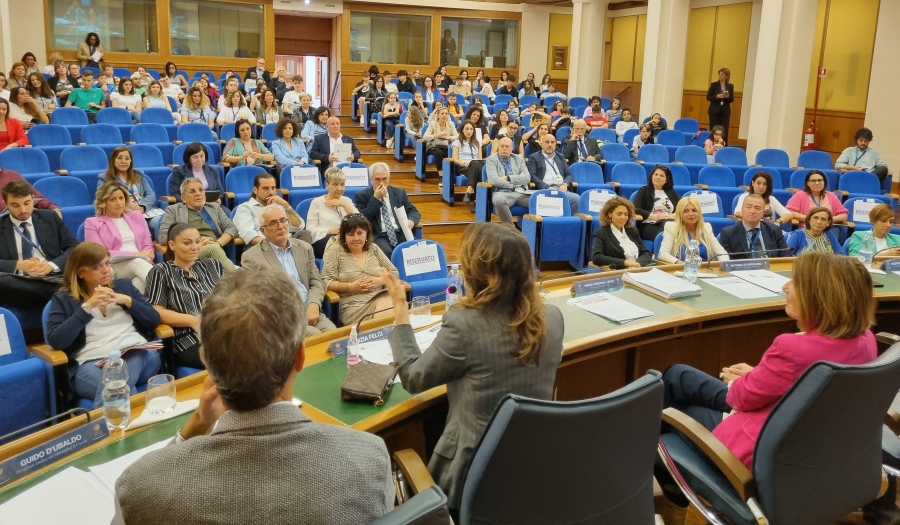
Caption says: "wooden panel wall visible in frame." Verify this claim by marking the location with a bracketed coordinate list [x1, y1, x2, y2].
[275, 15, 332, 57]
[602, 81, 641, 117]
[682, 90, 746, 148]
[802, 108, 865, 162]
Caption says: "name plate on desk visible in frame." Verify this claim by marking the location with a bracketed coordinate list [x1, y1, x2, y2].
[0, 417, 109, 487]
[722, 259, 770, 272]
[571, 275, 624, 296]
[882, 259, 900, 271]
[330, 326, 393, 356]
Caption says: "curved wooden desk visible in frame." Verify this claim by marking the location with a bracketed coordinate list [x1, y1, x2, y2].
[2, 258, 899, 502]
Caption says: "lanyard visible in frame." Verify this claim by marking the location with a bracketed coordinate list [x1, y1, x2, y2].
[810, 193, 822, 207]
[194, 208, 219, 235]
[13, 222, 45, 258]
[545, 155, 560, 177]
[855, 148, 868, 164]
[747, 228, 761, 258]
[232, 108, 239, 120]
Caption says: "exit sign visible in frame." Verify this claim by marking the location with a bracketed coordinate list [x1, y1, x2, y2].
[818, 67, 827, 77]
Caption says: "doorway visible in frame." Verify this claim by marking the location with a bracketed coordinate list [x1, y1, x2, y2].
[276, 55, 329, 107]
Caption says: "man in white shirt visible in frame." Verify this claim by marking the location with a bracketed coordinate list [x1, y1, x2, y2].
[382, 71, 398, 94]
[159, 74, 185, 102]
[308, 117, 361, 175]
[486, 137, 531, 224]
[232, 172, 309, 246]
[527, 133, 580, 213]
[281, 75, 305, 116]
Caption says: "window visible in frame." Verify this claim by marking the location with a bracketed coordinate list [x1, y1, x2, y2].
[349, 13, 430, 65]
[440, 18, 519, 68]
[170, 1, 264, 57]
[49, 0, 158, 53]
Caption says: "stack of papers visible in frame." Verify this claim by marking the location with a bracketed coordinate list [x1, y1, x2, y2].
[729, 270, 791, 294]
[703, 276, 778, 299]
[623, 268, 702, 299]
[357, 324, 443, 366]
[567, 293, 654, 323]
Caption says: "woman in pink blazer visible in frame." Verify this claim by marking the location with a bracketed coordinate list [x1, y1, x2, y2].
[84, 182, 156, 292]
[662, 252, 876, 471]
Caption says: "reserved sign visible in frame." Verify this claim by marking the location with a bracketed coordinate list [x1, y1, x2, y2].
[290, 166, 320, 188]
[536, 192, 564, 217]
[571, 275, 624, 296]
[0, 417, 109, 487]
[723, 259, 770, 271]
[330, 326, 393, 356]
[852, 199, 879, 224]
[343, 167, 369, 187]
[695, 191, 719, 214]
[401, 242, 441, 276]
[588, 190, 616, 213]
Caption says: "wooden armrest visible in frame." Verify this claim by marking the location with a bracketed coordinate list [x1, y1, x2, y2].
[887, 193, 900, 200]
[876, 333, 900, 346]
[693, 184, 708, 190]
[154, 324, 174, 339]
[54, 169, 69, 176]
[635, 160, 645, 165]
[608, 182, 621, 188]
[843, 221, 855, 229]
[161, 196, 176, 204]
[225, 192, 235, 199]
[325, 290, 340, 303]
[750, 163, 761, 167]
[393, 449, 435, 495]
[835, 190, 849, 197]
[217, 162, 228, 168]
[23, 144, 32, 148]
[713, 162, 723, 166]
[279, 189, 289, 196]
[791, 165, 802, 170]
[573, 213, 592, 222]
[126, 141, 136, 145]
[167, 163, 179, 169]
[218, 140, 227, 145]
[313, 159, 321, 165]
[672, 161, 684, 165]
[791, 219, 799, 227]
[477, 182, 494, 189]
[76, 142, 86, 146]
[738, 185, 749, 191]
[725, 215, 739, 221]
[662, 408, 757, 500]
[523, 214, 543, 223]
[173, 140, 183, 145]
[634, 214, 643, 221]
[29, 344, 68, 366]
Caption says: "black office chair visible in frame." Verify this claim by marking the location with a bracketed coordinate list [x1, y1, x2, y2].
[394, 371, 667, 525]
[369, 485, 451, 525]
[658, 341, 900, 525]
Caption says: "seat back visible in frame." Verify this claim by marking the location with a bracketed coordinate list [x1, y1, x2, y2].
[219, 122, 236, 142]
[636, 144, 668, 165]
[50, 106, 89, 126]
[570, 162, 605, 185]
[519, 95, 539, 107]
[698, 166, 737, 188]
[742, 167, 785, 189]
[279, 165, 323, 191]
[797, 150, 833, 170]
[390, 239, 448, 284]
[609, 163, 646, 185]
[97, 107, 133, 126]
[225, 165, 267, 195]
[294, 198, 316, 223]
[0, 148, 52, 174]
[838, 171, 882, 195]
[129, 144, 166, 168]
[569, 96, 589, 109]
[755, 148, 790, 168]
[261, 123, 278, 143]
[0, 307, 29, 366]
[173, 142, 218, 167]
[528, 188, 573, 217]
[668, 164, 692, 187]
[755, 344, 900, 524]
[790, 169, 838, 192]
[622, 128, 639, 147]
[493, 94, 512, 108]
[844, 196, 889, 226]
[368, 485, 452, 525]
[684, 190, 726, 218]
[555, 126, 571, 143]
[141, 107, 176, 125]
[690, 131, 710, 147]
[82, 123, 124, 145]
[674, 145, 707, 165]
[33, 177, 93, 207]
[130, 123, 170, 144]
[600, 143, 631, 162]
[177, 122, 216, 143]
[459, 372, 664, 525]
[656, 130, 685, 146]
[588, 128, 617, 144]
[60, 145, 108, 173]
[715, 147, 748, 166]
[673, 118, 700, 134]
[27, 124, 72, 147]
[580, 189, 617, 218]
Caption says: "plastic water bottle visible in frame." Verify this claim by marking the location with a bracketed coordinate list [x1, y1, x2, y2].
[346, 326, 360, 368]
[858, 230, 875, 268]
[102, 351, 131, 432]
[683, 240, 701, 283]
[446, 264, 463, 307]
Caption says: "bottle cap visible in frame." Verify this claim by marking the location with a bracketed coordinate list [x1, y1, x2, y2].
[108, 350, 121, 360]
[451, 263, 459, 270]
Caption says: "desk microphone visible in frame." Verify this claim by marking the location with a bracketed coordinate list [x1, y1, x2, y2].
[354, 290, 448, 333]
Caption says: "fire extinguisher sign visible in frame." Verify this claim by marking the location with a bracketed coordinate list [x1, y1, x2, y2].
[818, 67, 827, 77]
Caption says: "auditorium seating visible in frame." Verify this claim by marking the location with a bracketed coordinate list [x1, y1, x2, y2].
[58, 145, 107, 188]
[140, 107, 179, 141]
[697, 166, 744, 205]
[752, 148, 794, 185]
[838, 171, 899, 211]
[33, 177, 95, 233]
[81, 123, 126, 157]
[97, 107, 135, 142]
[673, 118, 700, 145]
[655, 130, 686, 161]
[177, 123, 221, 161]
[391, 239, 448, 299]
[26, 124, 72, 171]
[713, 147, 750, 185]
[50, 106, 89, 143]
[608, 162, 646, 197]
[521, 189, 587, 272]
[0, 148, 55, 184]
[569, 161, 610, 195]
[130, 123, 176, 164]
[279, 165, 327, 206]
[682, 189, 736, 235]
[579, 188, 617, 239]
[224, 165, 267, 206]
[634, 145, 669, 175]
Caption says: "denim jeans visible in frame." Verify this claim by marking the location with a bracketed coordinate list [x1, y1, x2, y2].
[75, 349, 162, 409]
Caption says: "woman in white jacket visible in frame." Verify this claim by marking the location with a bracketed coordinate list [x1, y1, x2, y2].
[657, 196, 729, 264]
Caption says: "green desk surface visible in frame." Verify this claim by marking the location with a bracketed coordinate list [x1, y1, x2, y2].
[676, 271, 792, 312]
[293, 354, 414, 427]
[0, 413, 191, 504]
[874, 270, 900, 293]
[546, 288, 690, 342]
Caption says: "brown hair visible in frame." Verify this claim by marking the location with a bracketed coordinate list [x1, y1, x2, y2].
[599, 196, 635, 227]
[718, 68, 731, 82]
[63, 242, 114, 303]
[8, 87, 41, 120]
[805, 206, 833, 233]
[791, 252, 873, 338]
[869, 204, 895, 224]
[26, 72, 54, 99]
[275, 117, 299, 139]
[104, 147, 140, 187]
[748, 170, 774, 201]
[94, 181, 130, 215]
[459, 222, 547, 365]
[164, 223, 196, 261]
[1, 180, 32, 202]
[338, 213, 373, 252]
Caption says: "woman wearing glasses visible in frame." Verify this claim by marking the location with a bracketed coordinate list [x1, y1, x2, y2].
[306, 167, 359, 259]
[320, 213, 399, 326]
[786, 170, 848, 228]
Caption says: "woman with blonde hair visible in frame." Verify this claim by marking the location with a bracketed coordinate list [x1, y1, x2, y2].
[216, 89, 256, 126]
[96, 147, 162, 217]
[180, 86, 217, 137]
[142, 80, 178, 123]
[657, 196, 729, 263]
[45, 242, 161, 408]
[382, 221, 565, 514]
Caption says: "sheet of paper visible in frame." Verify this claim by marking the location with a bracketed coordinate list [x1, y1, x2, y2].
[587, 190, 615, 213]
[394, 206, 415, 241]
[400, 241, 439, 275]
[0, 467, 114, 525]
[868, 267, 886, 275]
[852, 199, 879, 223]
[333, 142, 352, 161]
[535, 193, 565, 217]
[694, 191, 720, 214]
[567, 292, 654, 323]
[88, 438, 171, 494]
[673, 271, 719, 279]
[624, 268, 702, 299]
[125, 399, 199, 431]
[0, 313, 12, 357]
[290, 166, 320, 188]
[342, 166, 369, 187]
[91, 50, 102, 62]
[702, 276, 777, 299]
[74, 467, 114, 502]
[414, 323, 442, 352]
[357, 338, 395, 366]
[729, 270, 791, 294]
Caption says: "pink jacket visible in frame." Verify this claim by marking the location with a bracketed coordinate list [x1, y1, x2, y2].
[785, 191, 848, 227]
[713, 330, 876, 470]
[84, 211, 153, 256]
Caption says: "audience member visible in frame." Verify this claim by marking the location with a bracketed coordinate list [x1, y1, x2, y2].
[321, 213, 399, 325]
[447, 75, 471, 102]
[145, 222, 225, 369]
[271, 117, 309, 173]
[404, 105, 425, 147]
[158, 178, 238, 272]
[163, 62, 189, 92]
[384, 221, 564, 512]
[354, 162, 420, 258]
[169, 142, 225, 204]
[646, 112, 666, 139]
[382, 71, 397, 94]
[786, 206, 845, 256]
[489, 109, 512, 140]
[159, 75, 184, 103]
[551, 106, 574, 133]
[657, 196, 729, 264]
[706, 67, 734, 143]
[631, 124, 652, 157]
[446, 93, 464, 120]
[493, 119, 523, 156]
[847, 204, 900, 257]
[217, 90, 256, 126]
[518, 79, 538, 99]
[97, 147, 162, 217]
[307, 167, 359, 258]
[241, 205, 336, 335]
[308, 116, 361, 174]
[223, 119, 273, 167]
[450, 119, 484, 209]
[26, 73, 58, 115]
[395, 70, 416, 94]
[7, 62, 28, 88]
[528, 133, 580, 213]
[412, 68, 423, 87]
[245, 57, 271, 85]
[269, 65, 289, 100]
[233, 172, 306, 247]
[180, 87, 216, 135]
[130, 67, 151, 95]
[290, 92, 314, 127]
[563, 119, 601, 165]
[538, 74, 552, 93]
[462, 105, 490, 149]
[719, 193, 790, 259]
[359, 76, 387, 124]
[704, 125, 726, 163]
[381, 92, 402, 149]
[0, 72, 9, 101]
[496, 74, 518, 101]
[8, 87, 49, 129]
[733, 171, 791, 226]
[496, 71, 509, 91]
[477, 75, 495, 100]
[584, 100, 609, 129]
[409, 92, 429, 120]
[21, 52, 40, 75]
[434, 70, 450, 91]
[84, 182, 155, 292]
[65, 70, 105, 123]
[351, 70, 372, 103]
[523, 122, 550, 154]
[420, 75, 438, 104]
[605, 97, 623, 121]
[423, 108, 458, 184]
[48, 61, 75, 105]
[487, 137, 530, 225]
[0, 180, 77, 308]
[0, 98, 29, 149]
[582, 96, 606, 119]
[43, 53, 63, 75]
[253, 88, 280, 128]
[0, 169, 57, 213]
[76, 32, 104, 67]
[301, 106, 330, 141]
[281, 75, 305, 116]
[632, 164, 680, 241]
[835, 127, 889, 183]
[142, 80, 177, 123]
[216, 77, 246, 109]
[591, 196, 652, 268]
[46, 242, 160, 408]
[786, 169, 848, 228]
[614, 108, 638, 142]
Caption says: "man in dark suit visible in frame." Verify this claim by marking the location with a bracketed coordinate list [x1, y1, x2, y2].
[528, 133, 580, 213]
[354, 162, 421, 258]
[562, 119, 602, 165]
[0, 180, 78, 308]
[308, 117, 361, 176]
[719, 193, 790, 259]
[244, 57, 271, 86]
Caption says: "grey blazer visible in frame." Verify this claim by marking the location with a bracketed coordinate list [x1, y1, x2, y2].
[241, 238, 327, 308]
[389, 304, 565, 509]
[485, 153, 530, 190]
[113, 403, 394, 525]
[158, 202, 238, 244]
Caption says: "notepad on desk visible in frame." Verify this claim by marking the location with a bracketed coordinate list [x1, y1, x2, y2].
[567, 293, 654, 323]
[728, 270, 790, 294]
[623, 268, 702, 299]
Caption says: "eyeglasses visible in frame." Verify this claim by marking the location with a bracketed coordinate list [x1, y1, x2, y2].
[263, 217, 289, 229]
[808, 179, 825, 184]
[342, 213, 365, 222]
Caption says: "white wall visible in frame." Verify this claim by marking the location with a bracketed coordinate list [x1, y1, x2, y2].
[519, 6, 550, 82]
[864, 0, 899, 183]
[4, 0, 47, 71]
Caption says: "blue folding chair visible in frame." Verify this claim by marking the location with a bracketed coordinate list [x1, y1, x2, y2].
[579, 188, 617, 239]
[113, 68, 132, 79]
[50, 106, 89, 143]
[59, 145, 107, 188]
[599, 143, 631, 179]
[0, 148, 55, 184]
[218, 122, 236, 147]
[81, 123, 126, 157]
[838, 171, 898, 212]
[714, 147, 749, 186]
[279, 165, 327, 207]
[589, 128, 617, 145]
[673, 145, 708, 185]
[569, 97, 589, 109]
[140, 107, 179, 141]
[608, 163, 647, 199]
[682, 189, 735, 235]
[261, 122, 277, 144]
[789, 169, 840, 193]
[493, 95, 513, 109]
[843, 197, 891, 232]
[441, 144, 466, 206]
[555, 126, 571, 144]
[26, 124, 72, 171]
[172, 142, 225, 184]
[521, 189, 588, 273]
[225, 165, 267, 206]
[570, 162, 610, 195]
[474, 166, 528, 225]
[129, 144, 172, 203]
[622, 128, 639, 149]
[752, 148, 795, 188]
[33, 177, 95, 234]
[655, 130, 685, 162]
[673, 118, 700, 145]
[390, 239, 448, 299]
[668, 164, 698, 197]
[176, 123, 221, 161]
[697, 166, 743, 206]
[634, 145, 669, 176]
[97, 107, 134, 142]
[130, 123, 176, 164]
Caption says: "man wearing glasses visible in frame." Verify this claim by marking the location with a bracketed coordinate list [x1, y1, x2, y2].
[233, 173, 310, 247]
[241, 204, 336, 335]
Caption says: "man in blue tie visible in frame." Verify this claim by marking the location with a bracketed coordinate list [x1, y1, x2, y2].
[563, 119, 601, 165]
[719, 194, 790, 259]
[0, 181, 78, 308]
[353, 163, 421, 258]
[528, 133, 580, 213]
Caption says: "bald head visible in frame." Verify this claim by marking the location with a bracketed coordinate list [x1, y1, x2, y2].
[498, 137, 513, 158]
[326, 116, 341, 137]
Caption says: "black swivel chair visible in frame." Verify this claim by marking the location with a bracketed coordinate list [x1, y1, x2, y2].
[394, 371, 667, 525]
[658, 341, 900, 525]
[369, 485, 452, 525]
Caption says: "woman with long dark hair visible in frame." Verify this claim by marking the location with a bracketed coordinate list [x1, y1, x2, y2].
[77, 32, 104, 68]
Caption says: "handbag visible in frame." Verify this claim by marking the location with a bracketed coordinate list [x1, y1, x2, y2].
[340, 361, 397, 406]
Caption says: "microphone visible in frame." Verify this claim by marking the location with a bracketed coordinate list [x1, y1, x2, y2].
[538, 268, 604, 296]
[354, 290, 448, 333]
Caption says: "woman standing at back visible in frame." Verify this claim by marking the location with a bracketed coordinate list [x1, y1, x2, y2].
[384, 222, 565, 514]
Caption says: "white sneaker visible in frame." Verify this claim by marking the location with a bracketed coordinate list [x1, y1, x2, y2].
[386, 137, 394, 149]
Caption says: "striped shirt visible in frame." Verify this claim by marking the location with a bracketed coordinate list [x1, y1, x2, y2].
[145, 259, 224, 353]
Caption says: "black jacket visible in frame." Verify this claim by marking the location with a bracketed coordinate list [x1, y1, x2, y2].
[0, 210, 78, 274]
[631, 184, 680, 220]
[354, 186, 421, 237]
[396, 79, 416, 94]
[706, 81, 735, 116]
[591, 224, 652, 268]
[563, 136, 601, 165]
[245, 67, 272, 86]
[719, 220, 791, 259]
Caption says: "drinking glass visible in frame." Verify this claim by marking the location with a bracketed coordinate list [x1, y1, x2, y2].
[145, 374, 177, 415]
[410, 296, 431, 327]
